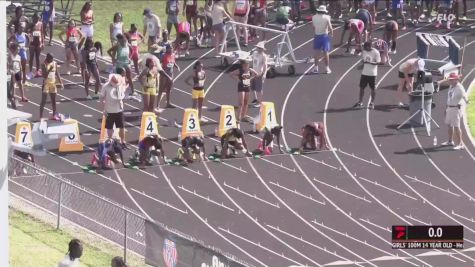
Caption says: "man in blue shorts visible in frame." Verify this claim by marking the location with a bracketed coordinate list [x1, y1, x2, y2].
[311, 5, 333, 74]
[42, 0, 54, 46]
[391, 0, 406, 30]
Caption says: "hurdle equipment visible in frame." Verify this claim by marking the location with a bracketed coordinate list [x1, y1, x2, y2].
[254, 102, 278, 132]
[216, 105, 237, 137]
[416, 32, 462, 77]
[139, 112, 159, 141]
[219, 21, 309, 76]
[14, 121, 33, 147]
[99, 115, 120, 143]
[181, 108, 202, 139]
[59, 119, 84, 152]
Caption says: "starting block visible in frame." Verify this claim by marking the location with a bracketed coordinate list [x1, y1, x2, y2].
[59, 119, 84, 152]
[139, 112, 159, 141]
[216, 105, 237, 137]
[254, 102, 278, 132]
[99, 115, 121, 143]
[181, 108, 202, 139]
[14, 121, 33, 146]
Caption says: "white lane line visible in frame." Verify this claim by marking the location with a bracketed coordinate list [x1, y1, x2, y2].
[259, 157, 296, 172]
[451, 210, 475, 224]
[266, 224, 349, 261]
[403, 175, 461, 198]
[411, 128, 475, 201]
[115, 164, 269, 267]
[268, 180, 326, 205]
[300, 154, 340, 170]
[218, 227, 305, 266]
[39, 75, 204, 176]
[247, 159, 371, 267]
[312, 178, 371, 203]
[223, 181, 280, 208]
[283, 23, 438, 267]
[202, 162, 322, 266]
[337, 148, 381, 167]
[130, 188, 188, 214]
[404, 214, 430, 225]
[358, 218, 391, 233]
[178, 185, 235, 212]
[310, 220, 418, 266]
[358, 176, 418, 201]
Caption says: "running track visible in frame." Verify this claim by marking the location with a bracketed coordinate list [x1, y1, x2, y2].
[8, 5, 475, 267]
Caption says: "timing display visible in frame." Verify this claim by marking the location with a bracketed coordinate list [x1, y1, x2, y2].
[392, 225, 463, 249]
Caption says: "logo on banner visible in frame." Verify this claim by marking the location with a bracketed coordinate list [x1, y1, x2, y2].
[163, 238, 178, 267]
[201, 255, 227, 267]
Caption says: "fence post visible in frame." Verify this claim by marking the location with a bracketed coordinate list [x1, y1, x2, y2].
[57, 181, 63, 229]
[124, 210, 128, 263]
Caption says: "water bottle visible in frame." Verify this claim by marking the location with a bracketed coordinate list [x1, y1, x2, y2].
[433, 136, 437, 146]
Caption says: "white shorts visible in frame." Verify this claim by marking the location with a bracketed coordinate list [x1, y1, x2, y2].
[445, 107, 461, 128]
[81, 24, 94, 38]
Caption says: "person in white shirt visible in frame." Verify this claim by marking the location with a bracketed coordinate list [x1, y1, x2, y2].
[353, 41, 381, 109]
[440, 73, 469, 150]
[57, 239, 83, 267]
[109, 12, 124, 47]
[143, 8, 162, 50]
[311, 5, 333, 74]
[101, 67, 128, 148]
[251, 41, 268, 107]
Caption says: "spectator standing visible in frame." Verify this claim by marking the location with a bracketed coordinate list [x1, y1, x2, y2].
[110, 13, 124, 47]
[57, 239, 83, 267]
[8, 6, 29, 37]
[211, 0, 233, 57]
[312, 5, 333, 74]
[39, 53, 64, 121]
[234, 0, 251, 47]
[183, 0, 199, 41]
[143, 9, 162, 50]
[125, 24, 144, 75]
[8, 43, 27, 103]
[167, 0, 180, 36]
[8, 23, 30, 84]
[82, 38, 101, 99]
[353, 42, 380, 109]
[230, 60, 257, 123]
[251, 41, 267, 107]
[101, 67, 128, 148]
[185, 61, 207, 122]
[391, 0, 406, 30]
[41, 0, 55, 46]
[108, 34, 135, 96]
[441, 73, 469, 150]
[27, 13, 44, 78]
[58, 20, 83, 76]
[80, 0, 94, 38]
[158, 45, 180, 111]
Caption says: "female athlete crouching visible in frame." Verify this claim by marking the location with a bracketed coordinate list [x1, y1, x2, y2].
[300, 122, 329, 151]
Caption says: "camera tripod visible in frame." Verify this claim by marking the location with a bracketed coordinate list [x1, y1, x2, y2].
[397, 82, 439, 136]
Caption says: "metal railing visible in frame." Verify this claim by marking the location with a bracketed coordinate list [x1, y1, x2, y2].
[8, 156, 252, 266]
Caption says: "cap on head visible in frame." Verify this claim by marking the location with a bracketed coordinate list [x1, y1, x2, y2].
[316, 5, 328, 13]
[143, 8, 151, 15]
[448, 72, 462, 80]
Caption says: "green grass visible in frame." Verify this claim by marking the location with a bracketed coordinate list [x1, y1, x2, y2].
[467, 82, 475, 139]
[9, 209, 148, 267]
